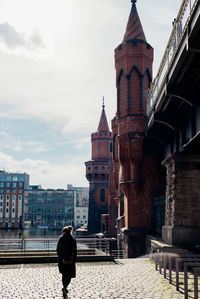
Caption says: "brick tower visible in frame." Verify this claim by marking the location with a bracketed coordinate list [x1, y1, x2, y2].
[85, 100, 112, 234]
[111, 0, 154, 256]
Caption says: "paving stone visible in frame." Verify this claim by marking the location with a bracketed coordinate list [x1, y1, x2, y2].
[0, 258, 184, 298]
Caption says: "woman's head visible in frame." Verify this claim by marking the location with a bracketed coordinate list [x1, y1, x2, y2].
[62, 225, 73, 235]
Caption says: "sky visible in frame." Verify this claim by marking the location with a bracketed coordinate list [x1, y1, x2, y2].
[0, 0, 182, 189]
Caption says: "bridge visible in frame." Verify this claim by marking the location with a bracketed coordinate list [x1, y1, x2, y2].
[147, 0, 200, 154]
[147, 0, 200, 246]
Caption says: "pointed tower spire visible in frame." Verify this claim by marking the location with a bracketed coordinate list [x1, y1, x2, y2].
[97, 97, 109, 132]
[102, 96, 105, 110]
[123, 0, 146, 43]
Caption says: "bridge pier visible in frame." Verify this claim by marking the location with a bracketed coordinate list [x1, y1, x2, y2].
[162, 153, 200, 246]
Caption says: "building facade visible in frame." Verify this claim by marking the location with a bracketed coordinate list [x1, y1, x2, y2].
[25, 188, 75, 228]
[67, 184, 89, 229]
[85, 102, 113, 234]
[67, 184, 89, 207]
[0, 170, 30, 229]
[74, 207, 88, 228]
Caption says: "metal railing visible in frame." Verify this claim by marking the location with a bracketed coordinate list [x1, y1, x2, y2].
[0, 237, 116, 255]
[151, 251, 200, 299]
[147, 0, 198, 115]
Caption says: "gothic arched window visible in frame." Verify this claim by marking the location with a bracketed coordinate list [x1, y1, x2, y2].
[110, 142, 113, 153]
[100, 189, 105, 202]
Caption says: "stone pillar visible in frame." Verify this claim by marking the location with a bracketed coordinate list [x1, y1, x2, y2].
[162, 153, 200, 246]
[121, 227, 149, 258]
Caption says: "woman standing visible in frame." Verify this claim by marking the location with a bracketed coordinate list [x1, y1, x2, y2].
[57, 226, 77, 297]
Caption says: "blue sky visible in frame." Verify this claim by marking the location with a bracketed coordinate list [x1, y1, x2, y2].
[0, 0, 182, 188]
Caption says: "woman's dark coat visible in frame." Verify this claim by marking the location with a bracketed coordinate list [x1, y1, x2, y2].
[56, 232, 77, 278]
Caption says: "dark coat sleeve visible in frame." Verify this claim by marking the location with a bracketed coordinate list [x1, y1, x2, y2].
[57, 236, 68, 259]
[73, 239, 77, 261]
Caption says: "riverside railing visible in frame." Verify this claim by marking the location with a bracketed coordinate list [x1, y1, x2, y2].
[147, 0, 198, 116]
[0, 238, 116, 255]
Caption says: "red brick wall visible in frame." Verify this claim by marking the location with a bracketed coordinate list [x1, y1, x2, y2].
[110, 40, 154, 231]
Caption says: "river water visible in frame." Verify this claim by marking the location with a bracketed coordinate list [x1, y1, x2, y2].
[0, 228, 61, 239]
[0, 229, 89, 250]
[0, 229, 63, 251]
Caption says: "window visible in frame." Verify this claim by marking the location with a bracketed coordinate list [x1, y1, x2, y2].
[12, 176, 18, 181]
[0, 182, 4, 187]
[101, 166, 105, 170]
[0, 176, 5, 181]
[18, 182, 23, 188]
[6, 202, 9, 207]
[12, 209, 15, 213]
[18, 195, 22, 200]
[0, 189, 3, 193]
[95, 166, 98, 170]
[6, 195, 9, 200]
[88, 167, 91, 171]
[6, 189, 10, 193]
[19, 176, 24, 182]
[6, 208, 8, 213]
[0, 195, 3, 200]
[77, 216, 80, 219]
[6, 176, 11, 181]
[12, 182, 17, 188]
[83, 215, 86, 219]
[100, 189, 105, 202]
[12, 195, 16, 200]
[0, 208, 2, 213]
[13, 189, 16, 193]
[6, 182, 10, 187]
[0, 202, 2, 207]
[110, 143, 113, 152]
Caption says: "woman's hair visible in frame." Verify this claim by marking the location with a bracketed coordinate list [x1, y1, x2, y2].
[62, 225, 73, 235]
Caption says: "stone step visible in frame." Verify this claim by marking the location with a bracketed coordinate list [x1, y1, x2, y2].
[0, 254, 114, 264]
[0, 249, 96, 257]
[0, 249, 114, 264]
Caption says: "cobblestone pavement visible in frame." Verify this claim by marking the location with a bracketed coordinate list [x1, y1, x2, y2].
[0, 258, 184, 299]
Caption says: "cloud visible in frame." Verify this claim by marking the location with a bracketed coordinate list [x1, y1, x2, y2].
[26, 141, 51, 153]
[0, 23, 44, 49]
[0, 131, 8, 137]
[65, 136, 91, 150]
[0, 151, 50, 175]
[0, 151, 88, 188]
[0, 133, 51, 154]
[0, 0, 183, 187]
[27, 30, 45, 49]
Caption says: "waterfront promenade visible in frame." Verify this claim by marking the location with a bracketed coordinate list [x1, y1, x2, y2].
[0, 258, 184, 299]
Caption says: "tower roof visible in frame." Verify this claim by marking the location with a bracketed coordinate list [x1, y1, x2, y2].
[123, 0, 146, 43]
[97, 98, 110, 132]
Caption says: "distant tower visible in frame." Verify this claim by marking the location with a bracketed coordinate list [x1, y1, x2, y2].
[85, 99, 112, 234]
